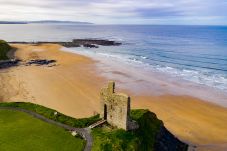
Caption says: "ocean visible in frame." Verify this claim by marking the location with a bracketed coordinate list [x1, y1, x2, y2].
[1, 24, 227, 99]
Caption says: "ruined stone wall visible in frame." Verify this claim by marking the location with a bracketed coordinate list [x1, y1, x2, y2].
[100, 82, 131, 130]
[108, 94, 129, 130]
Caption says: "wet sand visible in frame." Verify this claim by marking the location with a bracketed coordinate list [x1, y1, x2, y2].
[0, 44, 227, 150]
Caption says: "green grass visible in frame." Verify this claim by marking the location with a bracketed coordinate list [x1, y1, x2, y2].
[0, 102, 100, 128]
[0, 109, 85, 151]
[92, 128, 139, 151]
[0, 103, 167, 151]
[91, 109, 163, 151]
[0, 40, 11, 60]
[131, 109, 163, 151]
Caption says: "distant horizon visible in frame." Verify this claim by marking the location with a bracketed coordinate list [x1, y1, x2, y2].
[1, 20, 227, 26]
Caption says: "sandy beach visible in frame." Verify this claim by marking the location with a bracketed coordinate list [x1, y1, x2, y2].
[1, 44, 227, 150]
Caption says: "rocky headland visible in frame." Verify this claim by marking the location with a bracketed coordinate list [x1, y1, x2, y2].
[9, 39, 122, 48]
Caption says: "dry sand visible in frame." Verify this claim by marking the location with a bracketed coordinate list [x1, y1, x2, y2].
[0, 44, 227, 150]
[132, 95, 227, 150]
[0, 44, 104, 116]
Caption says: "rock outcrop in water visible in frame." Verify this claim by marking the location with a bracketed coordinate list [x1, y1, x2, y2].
[9, 39, 122, 48]
[72, 39, 121, 46]
[83, 44, 99, 48]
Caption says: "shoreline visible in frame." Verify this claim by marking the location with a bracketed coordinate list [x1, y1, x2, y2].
[0, 44, 227, 150]
[63, 46, 227, 108]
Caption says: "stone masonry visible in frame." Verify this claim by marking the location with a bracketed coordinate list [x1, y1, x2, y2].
[100, 81, 138, 130]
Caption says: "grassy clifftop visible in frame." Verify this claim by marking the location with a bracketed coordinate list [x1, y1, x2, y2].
[0, 102, 100, 128]
[0, 40, 11, 60]
[131, 109, 163, 150]
[0, 102, 188, 151]
[92, 109, 188, 151]
[91, 109, 163, 151]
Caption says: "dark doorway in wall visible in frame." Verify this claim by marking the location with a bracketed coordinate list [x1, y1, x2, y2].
[104, 104, 107, 120]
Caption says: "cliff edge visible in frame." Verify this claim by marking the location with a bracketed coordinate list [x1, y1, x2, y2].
[92, 109, 188, 151]
[0, 40, 11, 60]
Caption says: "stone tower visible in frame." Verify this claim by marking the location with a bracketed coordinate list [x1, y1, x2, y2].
[100, 81, 138, 130]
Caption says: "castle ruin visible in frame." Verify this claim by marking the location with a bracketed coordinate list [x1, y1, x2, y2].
[100, 81, 138, 130]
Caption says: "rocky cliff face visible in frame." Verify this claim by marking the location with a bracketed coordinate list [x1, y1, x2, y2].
[154, 126, 188, 151]
[131, 109, 188, 151]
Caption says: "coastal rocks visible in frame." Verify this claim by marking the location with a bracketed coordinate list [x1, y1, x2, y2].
[0, 59, 57, 69]
[72, 39, 121, 46]
[0, 59, 21, 69]
[83, 44, 99, 48]
[154, 126, 188, 151]
[58, 42, 80, 47]
[26, 59, 56, 66]
[132, 109, 188, 151]
[8, 39, 122, 49]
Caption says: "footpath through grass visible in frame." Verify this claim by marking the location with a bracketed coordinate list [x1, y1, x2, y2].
[0, 103, 161, 150]
[0, 109, 85, 151]
[0, 102, 100, 128]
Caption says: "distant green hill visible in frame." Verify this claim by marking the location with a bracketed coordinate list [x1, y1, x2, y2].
[28, 20, 93, 24]
[0, 20, 93, 25]
[0, 40, 11, 60]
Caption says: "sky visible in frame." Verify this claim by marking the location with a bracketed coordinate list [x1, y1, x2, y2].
[0, 0, 227, 25]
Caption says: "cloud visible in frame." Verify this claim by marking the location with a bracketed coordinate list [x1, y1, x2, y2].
[0, 0, 227, 24]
